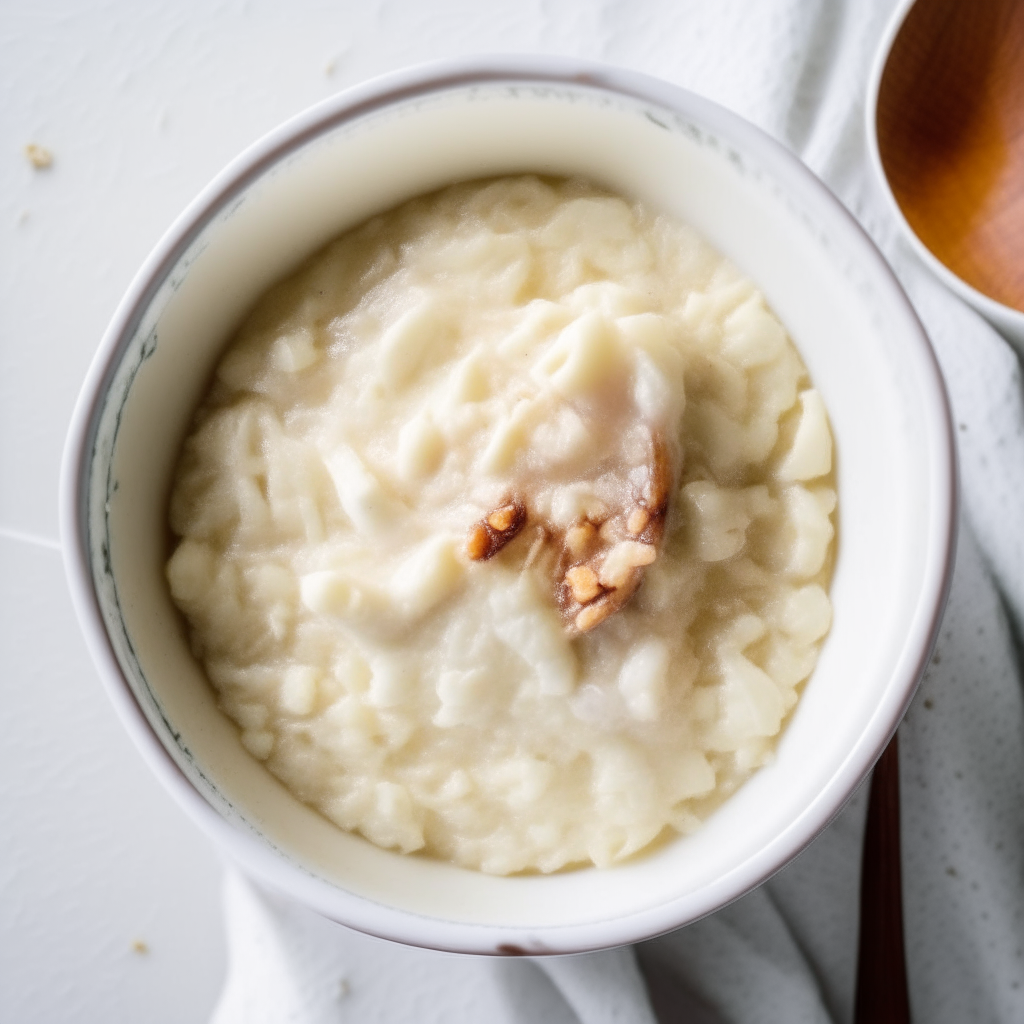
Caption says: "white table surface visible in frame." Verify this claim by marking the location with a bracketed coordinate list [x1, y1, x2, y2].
[0, 2, 861, 1020]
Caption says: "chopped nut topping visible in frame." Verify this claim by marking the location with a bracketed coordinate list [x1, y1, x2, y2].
[627, 507, 650, 536]
[467, 499, 527, 560]
[598, 541, 657, 589]
[466, 523, 491, 561]
[468, 430, 675, 634]
[559, 430, 675, 634]
[565, 565, 602, 604]
[487, 504, 518, 532]
[575, 599, 616, 632]
[565, 520, 597, 560]
[645, 434, 672, 514]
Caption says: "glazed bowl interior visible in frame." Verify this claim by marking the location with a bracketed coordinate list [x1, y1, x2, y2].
[70, 62, 954, 953]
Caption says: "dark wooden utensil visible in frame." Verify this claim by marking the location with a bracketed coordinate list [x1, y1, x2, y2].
[854, 732, 911, 1024]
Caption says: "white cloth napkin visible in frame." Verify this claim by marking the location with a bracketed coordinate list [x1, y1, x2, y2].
[211, 1, 1024, 1020]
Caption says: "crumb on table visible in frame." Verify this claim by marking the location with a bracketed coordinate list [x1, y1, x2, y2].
[131, 939, 149, 955]
[24, 143, 53, 169]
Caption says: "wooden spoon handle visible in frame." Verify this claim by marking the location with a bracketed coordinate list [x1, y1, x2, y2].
[854, 732, 911, 1024]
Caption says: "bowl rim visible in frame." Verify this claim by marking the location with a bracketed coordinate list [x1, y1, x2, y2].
[864, 0, 1024, 335]
[59, 53, 958, 954]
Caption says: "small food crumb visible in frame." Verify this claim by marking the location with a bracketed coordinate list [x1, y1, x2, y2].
[24, 143, 53, 170]
[324, 46, 350, 77]
[131, 939, 149, 955]
[337, 978, 350, 999]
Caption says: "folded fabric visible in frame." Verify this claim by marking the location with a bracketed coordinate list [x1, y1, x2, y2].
[211, 0, 1024, 1020]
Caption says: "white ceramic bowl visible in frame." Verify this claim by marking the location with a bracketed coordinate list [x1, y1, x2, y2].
[61, 56, 956, 955]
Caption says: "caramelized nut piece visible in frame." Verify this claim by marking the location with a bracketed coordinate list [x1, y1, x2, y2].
[556, 431, 674, 633]
[598, 541, 657, 589]
[487, 504, 518, 532]
[466, 524, 491, 561]
[645, 433, 672, 514]
[626, 507, 650, 536]
[565, 521, 597, 560]
[467, 499, 527, 561]
[471, 430, 674, 633]
[565, 565, 602, 604]
[575, 598, 616, 632]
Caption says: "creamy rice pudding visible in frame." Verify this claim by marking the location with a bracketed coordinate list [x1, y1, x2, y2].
[166, 176, 835, 874]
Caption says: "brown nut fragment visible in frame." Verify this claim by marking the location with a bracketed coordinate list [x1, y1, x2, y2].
[487, 504, 519, 532]
[598, 541, 658, 589]
[565, 520, 597, 560]
[645, 433, 672, 515]
[575, 598, 616, 633]
[466, 523, 491, 561]
[565, 565, 602, 604]
[556, 430, 676, 634]
[467, 499, 527, 560]
[626, 507, 650, 536]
